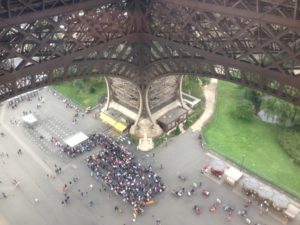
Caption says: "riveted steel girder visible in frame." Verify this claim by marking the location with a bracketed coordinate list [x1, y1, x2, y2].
[0, 0, 118, 28]
[0, 0, 300, 105]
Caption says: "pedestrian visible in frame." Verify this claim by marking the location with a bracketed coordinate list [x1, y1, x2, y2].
[226, 215, 232, 222]
[34, 198, 39, 203]
[89, 184, 93, 190]
[89, 200, 94, 206]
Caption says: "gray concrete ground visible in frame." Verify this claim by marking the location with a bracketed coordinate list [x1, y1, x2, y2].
[0, 87, 298, 225]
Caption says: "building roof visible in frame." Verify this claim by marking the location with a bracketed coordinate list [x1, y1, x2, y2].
[157, 107, 187, 125]
[104, 108, 132, 124]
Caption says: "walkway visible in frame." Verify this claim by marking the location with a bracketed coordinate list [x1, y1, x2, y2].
[191, 78, 218, 132]
[0, 87, 296, 225]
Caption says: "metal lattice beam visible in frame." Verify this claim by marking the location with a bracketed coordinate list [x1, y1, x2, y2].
[0, 0, 300, 105]
[0, 0, 119, 28]
[163, 0, 300, 29]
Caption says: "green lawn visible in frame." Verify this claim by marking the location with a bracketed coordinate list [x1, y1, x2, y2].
[203, 81, 300, 198]
[54, 77, 107, 109]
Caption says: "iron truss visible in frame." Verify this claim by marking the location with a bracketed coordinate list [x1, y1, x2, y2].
[0, 0, 299, 105]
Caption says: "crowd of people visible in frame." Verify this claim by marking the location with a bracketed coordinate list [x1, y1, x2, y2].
[60, 138, 94, 158]
[86, 134, 165, 211]
[7, 90, 39, 109]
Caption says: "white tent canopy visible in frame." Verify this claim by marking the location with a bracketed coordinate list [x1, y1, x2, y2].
[22, 114, 37, 124]
[284, 203, 300, 219]
[224, 167, 243, 185]
[64, 132, 88, 148]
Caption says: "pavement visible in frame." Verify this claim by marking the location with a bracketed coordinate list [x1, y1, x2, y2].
[0, 86, 299, 225]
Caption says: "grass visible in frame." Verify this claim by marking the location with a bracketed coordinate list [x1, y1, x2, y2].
[203, 81, 300, 198]
[54, 77, 107, 109]
[182, 76, 206, 130]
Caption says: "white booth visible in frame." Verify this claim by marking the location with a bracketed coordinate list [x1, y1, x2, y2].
[22, 114, 38, 127]
[284, 203, 300, 219]
[224, 167, 243, 186]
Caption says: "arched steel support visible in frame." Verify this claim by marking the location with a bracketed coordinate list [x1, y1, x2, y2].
[102, 77, 111, 111]
[178, 75, 189, 110]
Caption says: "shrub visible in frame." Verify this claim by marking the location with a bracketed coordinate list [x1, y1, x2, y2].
[244, 88, 262, 112]
[88, 86, 96, 94]
[278, 129, 300, 165]
[183, 118, 193, 130]
[153, 134, 168, 148]
[171, 126, 181, 136]
[199, 77, 210, 86]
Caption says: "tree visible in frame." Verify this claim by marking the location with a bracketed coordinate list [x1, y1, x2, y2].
[199, 77, 210, 86]
[244, 89, 262, 112]
[261, 97, 300, 126]
[88, 86, 96, 94]
[292, 107, 300, 126]
[234, 99, 255, 122]
[278, 129, 300, 165]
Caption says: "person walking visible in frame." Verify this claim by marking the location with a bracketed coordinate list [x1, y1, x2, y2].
[89, 200, 94, 206]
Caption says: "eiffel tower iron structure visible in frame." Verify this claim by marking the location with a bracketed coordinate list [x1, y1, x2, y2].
[0, 0, 300, 137]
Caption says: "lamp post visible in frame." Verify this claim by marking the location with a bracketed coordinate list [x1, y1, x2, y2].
[241, 153, 246, 171]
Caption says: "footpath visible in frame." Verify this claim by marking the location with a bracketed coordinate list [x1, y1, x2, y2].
[191, 78, 218, 132]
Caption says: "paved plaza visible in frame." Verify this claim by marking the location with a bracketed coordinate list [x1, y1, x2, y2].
[0, 87, 299, 225]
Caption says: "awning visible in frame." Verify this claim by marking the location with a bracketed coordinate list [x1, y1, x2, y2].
[241, 177, 259, 192]
[224, 167, 243, 184]
[64, 132, 88, 148]
[284, 203, 300, 219]
[257, 185, 274, 200]
[210, 159, 226, 172]
[22, 114, 37, 124]
[272, 193, 289, 209]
